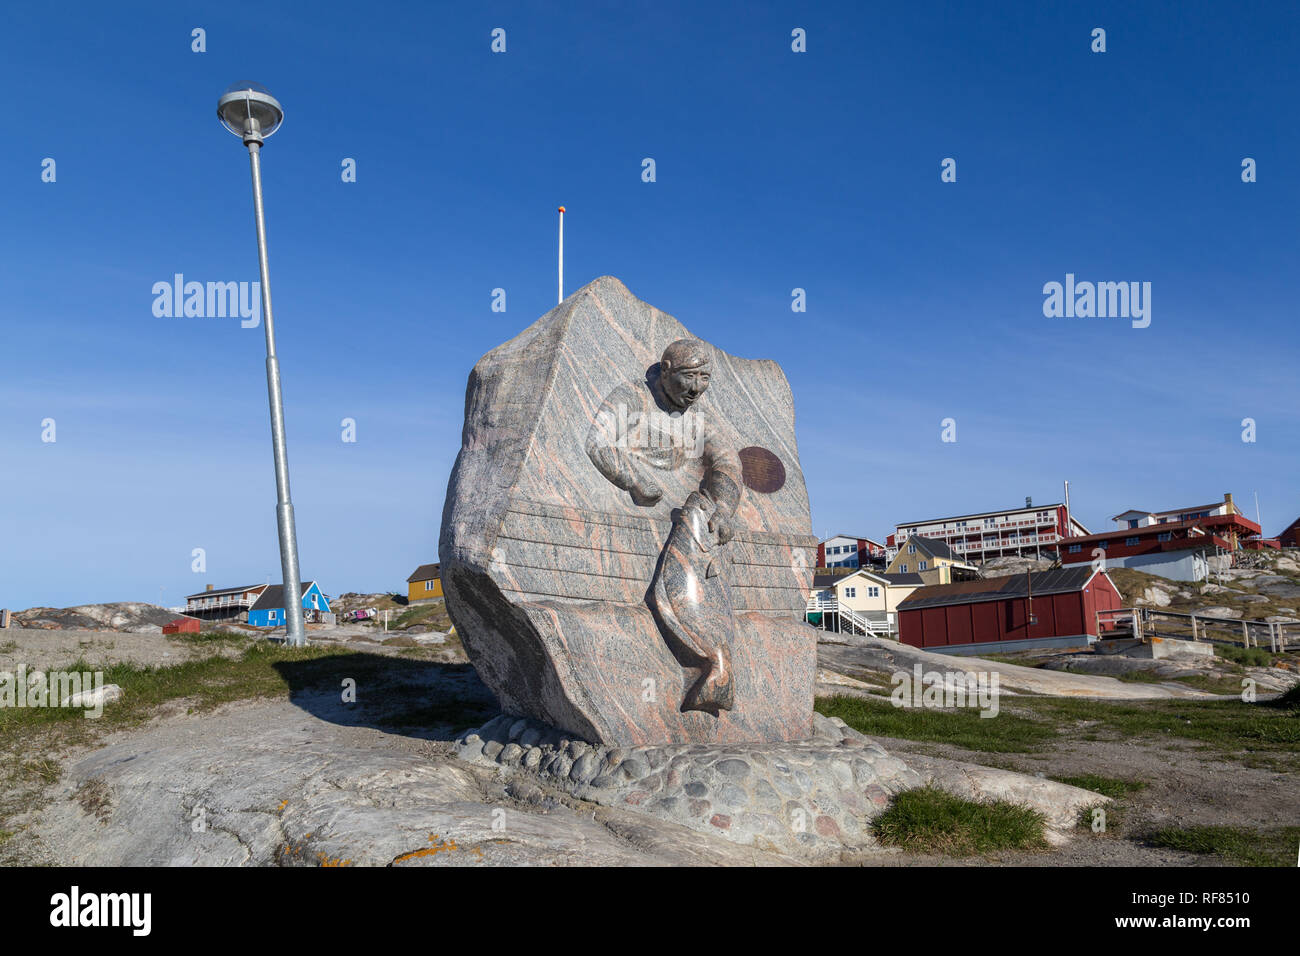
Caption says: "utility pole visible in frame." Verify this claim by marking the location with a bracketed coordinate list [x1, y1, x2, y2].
[217, 83, 306, 645]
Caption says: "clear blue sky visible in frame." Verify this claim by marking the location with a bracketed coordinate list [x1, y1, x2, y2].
[2, 1, 1297, 608]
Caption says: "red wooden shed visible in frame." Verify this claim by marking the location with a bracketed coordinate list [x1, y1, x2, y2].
[896, 567, 1123, 654]
[162, 617, 201, 635]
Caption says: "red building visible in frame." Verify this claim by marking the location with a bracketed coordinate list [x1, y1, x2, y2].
[1278, 517, 1300, 548]
[162, 617, 201, 635]
[1058, 511, 1261, 582]
[897, 566, 1123, 654]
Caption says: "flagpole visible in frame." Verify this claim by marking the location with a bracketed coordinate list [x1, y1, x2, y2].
[557, 205, 565, 304]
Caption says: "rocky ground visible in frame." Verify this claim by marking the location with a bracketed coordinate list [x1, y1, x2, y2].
[0, 630, 1194, 868]
[2, 566, 1297, 867]
[978, 555, 1058, 578]
[11, 602, 178, 633]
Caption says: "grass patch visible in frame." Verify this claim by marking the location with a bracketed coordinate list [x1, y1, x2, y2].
[369, 601, 452, 633]
[1171, 673, 1250, 696]
[1215, 644, 1274, 668]
[980, 654, 1045, 668]
[816, 695, 1057, 753]
[21, 758, 61, 785]
[1116, 670, 1165, 684]
[0, 646, 324, 744]
[825, 669, 894, 690]
[872, 786, 1048, 856]
[1143, 825, 1300, 867]
[166, 629, 254, 649]
[1050, 773, 1147, 799]
[821, 678, 1300, 769]
[1017, 695, 1300, 746]
[1010, 695, 1300, 770]
[0, 641, 17, 655]
[0, 643, 470, 749]
[1265, 683, 1300, 711]
[1111, 664, 1251, 696]
[1075, 801, 1126, 835]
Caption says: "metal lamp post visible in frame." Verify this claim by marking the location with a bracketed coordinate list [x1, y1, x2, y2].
[217, 82, 306, 645]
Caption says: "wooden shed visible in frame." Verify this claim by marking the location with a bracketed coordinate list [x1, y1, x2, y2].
[896, 566, 1123, 655]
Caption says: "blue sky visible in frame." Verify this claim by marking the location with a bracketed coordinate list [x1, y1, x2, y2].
[1, 1, 1297, 608]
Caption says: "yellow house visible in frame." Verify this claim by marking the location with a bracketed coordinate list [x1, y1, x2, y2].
[885, 535, 978, 585]
[807, 569, 924, 637]
[406, 563, 442, 602]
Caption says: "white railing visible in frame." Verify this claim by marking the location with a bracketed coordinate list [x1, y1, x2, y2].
[185, 594, 255, 612]
[951, 534, 1060, 552]
[805, 596, 895, 637]
[900, 516, 1059, 540]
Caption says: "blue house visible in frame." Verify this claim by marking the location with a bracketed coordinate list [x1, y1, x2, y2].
[247, 581, 330, 627]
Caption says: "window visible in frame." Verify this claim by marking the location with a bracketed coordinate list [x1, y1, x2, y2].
[867, 586, 880, 598]
[908, 544, 916, 554]
[900, 564, 908, 573]
[1098, 541, 1109, 550]
[426, 580, 435, 590]
[1128, 519, 1139, 528]
[919, 561, 928, 571]
[1068, 544, 1082, 553]
[1157, 532, 1172, 542]
[844, 587, 856, 598]
[1125, 537, 1139, 546]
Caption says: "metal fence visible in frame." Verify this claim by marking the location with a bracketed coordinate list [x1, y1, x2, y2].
[1098, 607, 1292, 652]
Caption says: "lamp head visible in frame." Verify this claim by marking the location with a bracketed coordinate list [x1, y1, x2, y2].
[217, 82, 283, 145]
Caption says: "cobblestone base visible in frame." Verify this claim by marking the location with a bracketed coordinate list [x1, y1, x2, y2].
[456, 713, 925, 857]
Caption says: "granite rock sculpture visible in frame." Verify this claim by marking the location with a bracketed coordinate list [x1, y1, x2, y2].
[439, 276, 818, 746]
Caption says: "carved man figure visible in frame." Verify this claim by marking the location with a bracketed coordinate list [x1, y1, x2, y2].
[585, 338, 743, 542]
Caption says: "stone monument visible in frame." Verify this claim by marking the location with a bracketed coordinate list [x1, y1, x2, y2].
[440, 276, 819, 747]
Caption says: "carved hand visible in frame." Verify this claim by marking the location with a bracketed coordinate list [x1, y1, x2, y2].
[631, 478, 663, 506]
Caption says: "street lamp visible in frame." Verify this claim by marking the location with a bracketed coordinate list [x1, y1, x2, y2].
[217, 82, 306, 646]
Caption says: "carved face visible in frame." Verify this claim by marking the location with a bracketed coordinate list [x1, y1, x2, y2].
[661, 362, 711, 411]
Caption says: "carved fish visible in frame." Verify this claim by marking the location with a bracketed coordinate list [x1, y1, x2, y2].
[651, 491, 735, 713]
